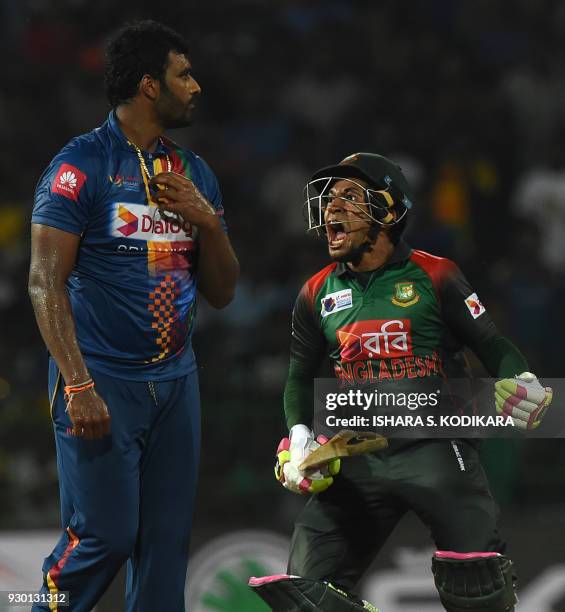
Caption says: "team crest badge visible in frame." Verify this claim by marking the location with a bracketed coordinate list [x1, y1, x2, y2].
[391, 282, 419, 307]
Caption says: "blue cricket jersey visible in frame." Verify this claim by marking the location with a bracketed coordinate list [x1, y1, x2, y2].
[32, 110, 226, 381]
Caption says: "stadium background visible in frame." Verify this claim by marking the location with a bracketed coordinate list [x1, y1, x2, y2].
[0, 0, 564, 610]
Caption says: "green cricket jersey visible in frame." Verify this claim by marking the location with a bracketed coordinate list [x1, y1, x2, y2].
[285, 240, 528, 428]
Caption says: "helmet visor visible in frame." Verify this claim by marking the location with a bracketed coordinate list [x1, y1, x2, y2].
[303, 176, 408, 237]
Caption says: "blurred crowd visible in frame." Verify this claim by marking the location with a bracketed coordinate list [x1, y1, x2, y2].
[1, 0, 564, 529]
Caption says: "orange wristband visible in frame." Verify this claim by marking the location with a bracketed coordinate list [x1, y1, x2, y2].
[64, 379, 95, 399]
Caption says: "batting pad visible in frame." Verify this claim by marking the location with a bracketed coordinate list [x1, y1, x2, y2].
[248, 574, 379, 611]
[432, 551, 517, 611]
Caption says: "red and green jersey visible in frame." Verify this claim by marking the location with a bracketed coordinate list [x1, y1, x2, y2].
[291, 242, 499, 389]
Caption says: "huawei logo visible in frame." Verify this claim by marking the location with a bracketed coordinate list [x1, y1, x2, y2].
[51, 163, 87, 202]
[58, 171, 77, 189]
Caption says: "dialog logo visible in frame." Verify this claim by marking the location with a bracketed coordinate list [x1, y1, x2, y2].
[111, 202, 195, 242]
[52, 163, 87, 202]
[117, 205, 139, 237]
[337, 319, 412, 362]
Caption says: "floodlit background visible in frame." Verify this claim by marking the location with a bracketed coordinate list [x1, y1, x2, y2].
[0, 1, 564, 610]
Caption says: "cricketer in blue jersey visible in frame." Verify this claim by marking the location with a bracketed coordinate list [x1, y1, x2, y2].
[28, 21, 239, 612]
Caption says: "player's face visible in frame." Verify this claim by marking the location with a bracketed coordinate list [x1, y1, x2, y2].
[156, 52, 201, 128]
[323, 178, 373, 261]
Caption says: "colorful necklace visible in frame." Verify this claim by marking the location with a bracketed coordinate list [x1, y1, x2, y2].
[128, 139, 171, 205]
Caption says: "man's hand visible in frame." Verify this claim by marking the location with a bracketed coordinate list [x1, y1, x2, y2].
[495, 372, 553, 431]
[67, 388, 111, 439]
[149, 172, 219, 231]
[274, 425, 340, 494]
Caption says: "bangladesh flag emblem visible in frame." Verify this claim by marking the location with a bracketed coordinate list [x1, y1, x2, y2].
[392, 282, 419, 307]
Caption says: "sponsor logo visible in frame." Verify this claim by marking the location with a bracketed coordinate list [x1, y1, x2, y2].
[464, 292, 485, 319]
[337, 319, 412, 362]
[111, 202, 195, 242]
[186, 530, 288, 611]
[52, 163, 87, 201]
[117, 204, 138, 236]
[323, 296, 336, 312]
[108, 174, 142, 191]
[116, 244, 143, 253]
[60, 172, 76, 189]
[391, 281, 419, 307]
[321, 289, 353, 317]
[450, 440, 466, 471]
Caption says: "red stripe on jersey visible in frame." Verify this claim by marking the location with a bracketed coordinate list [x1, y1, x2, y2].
[47, 527, 80, 587]
[410, 250, 457, 302]
[304, 262, 338, 309]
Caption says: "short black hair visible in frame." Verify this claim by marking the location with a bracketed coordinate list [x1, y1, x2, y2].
[105, 20, 190, 108]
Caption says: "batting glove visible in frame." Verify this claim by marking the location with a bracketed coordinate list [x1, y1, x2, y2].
[495, 372, 553, 431]
[274, 424, 340, 495]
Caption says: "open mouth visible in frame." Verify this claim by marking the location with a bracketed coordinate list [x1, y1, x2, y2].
[326, 220, 347, 248]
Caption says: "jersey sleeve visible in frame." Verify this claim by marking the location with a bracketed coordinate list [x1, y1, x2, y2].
[284, 284, 327, 429]
[194, 155, 227, 233]
[439, 262, 498, 349]
[290, 283, 326, 365]
[442, 269, 530, 377]
[32, 139, 100, 235]
[412, 251, 528, 377]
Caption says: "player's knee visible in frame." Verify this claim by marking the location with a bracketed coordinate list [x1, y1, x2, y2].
[101, 525, 137, 562]
[432, 551, 517, 612]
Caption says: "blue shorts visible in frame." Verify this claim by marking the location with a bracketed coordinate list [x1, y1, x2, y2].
[33, 360, 201, 612]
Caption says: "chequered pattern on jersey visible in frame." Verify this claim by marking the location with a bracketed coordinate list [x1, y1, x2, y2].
[148, 274, 179, 362]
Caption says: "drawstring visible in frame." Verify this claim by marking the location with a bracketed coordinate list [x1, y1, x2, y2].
[50, 370, 62, 419]
[148, 381, 158, 407]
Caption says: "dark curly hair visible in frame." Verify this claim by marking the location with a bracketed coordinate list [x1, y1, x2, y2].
[105, 20, 190, 108]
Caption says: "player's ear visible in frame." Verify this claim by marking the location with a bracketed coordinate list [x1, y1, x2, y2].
[139, 74, 160, 102]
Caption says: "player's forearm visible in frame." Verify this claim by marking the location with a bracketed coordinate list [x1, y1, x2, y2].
[28, 276, 90, 385]
[473, 335, 529, 378]
[196, 219, 239, 308]
[284, 359, 317, 429]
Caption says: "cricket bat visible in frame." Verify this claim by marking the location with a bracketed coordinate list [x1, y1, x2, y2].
[299, 430, 388, 470]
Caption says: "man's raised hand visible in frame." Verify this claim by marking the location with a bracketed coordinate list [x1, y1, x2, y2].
[149, 171, 219, 230]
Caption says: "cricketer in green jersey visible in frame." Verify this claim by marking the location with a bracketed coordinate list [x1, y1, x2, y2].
[251, 153, 553, 612]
